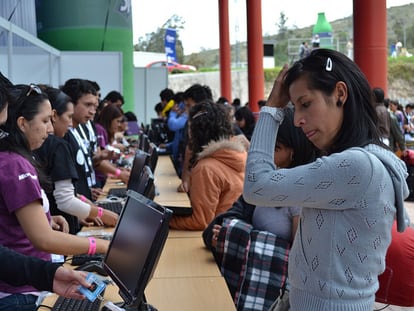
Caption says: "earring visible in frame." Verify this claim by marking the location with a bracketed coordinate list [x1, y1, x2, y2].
[336, 100, 343, 107]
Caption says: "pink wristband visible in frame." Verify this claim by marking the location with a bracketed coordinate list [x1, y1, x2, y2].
[97, 207, 104, 218]
[108, 168, 121, 178]
[87, 237, 97, 255]
[80, 195, 87, 202]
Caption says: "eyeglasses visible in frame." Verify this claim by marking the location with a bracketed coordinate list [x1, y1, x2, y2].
[0, 129, 9, 140]
[26, 84, 42, 97]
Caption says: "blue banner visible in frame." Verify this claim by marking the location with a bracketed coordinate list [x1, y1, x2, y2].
[164, 28, 177, 62]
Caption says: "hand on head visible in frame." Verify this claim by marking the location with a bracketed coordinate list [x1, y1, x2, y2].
[266, 64, 290, 108]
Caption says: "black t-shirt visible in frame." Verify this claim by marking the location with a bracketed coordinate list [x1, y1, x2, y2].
[64, 129, 94, 201]
[35, 135, 80, 234]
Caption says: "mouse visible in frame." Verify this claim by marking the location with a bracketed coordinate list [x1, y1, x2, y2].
[75, 260, 108, 276]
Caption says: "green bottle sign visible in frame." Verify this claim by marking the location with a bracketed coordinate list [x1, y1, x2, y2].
[312, 12, 333, 49]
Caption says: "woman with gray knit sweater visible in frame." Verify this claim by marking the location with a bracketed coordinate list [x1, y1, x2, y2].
[243, 49, 410, 311]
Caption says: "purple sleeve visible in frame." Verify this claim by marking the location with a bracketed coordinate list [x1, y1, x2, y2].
[95, 123, 109, 149]
[0, 154, 42, 212]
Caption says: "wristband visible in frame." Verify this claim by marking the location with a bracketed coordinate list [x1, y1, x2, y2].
[108, 168, 122, 178]
[97, 207, 104, 218]
[87, 237, 97, 255]
[80, 195, 87, 202]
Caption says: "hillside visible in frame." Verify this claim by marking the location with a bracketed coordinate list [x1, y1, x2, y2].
[184, 3, 414, 69]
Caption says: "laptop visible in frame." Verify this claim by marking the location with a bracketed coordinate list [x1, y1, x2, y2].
[103, 190, 172, 309]
[107, 150, 149, 198]
[162, 198, 193, 216]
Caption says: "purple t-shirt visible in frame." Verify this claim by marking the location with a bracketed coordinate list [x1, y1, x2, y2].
[0, 151, 51, 294]
[95, 123, 109, 149]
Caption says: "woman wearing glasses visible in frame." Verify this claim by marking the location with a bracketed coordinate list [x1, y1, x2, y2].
[243, 49, 410, 311]
[0, 83, 109, 310]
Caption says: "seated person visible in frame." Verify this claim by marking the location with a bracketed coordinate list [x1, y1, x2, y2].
[203, 106, 317, 310]
[169, 100, 247, 230]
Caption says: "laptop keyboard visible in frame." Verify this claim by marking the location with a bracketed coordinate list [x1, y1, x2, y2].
[51, 288, 105, 311]
[98, 201, 124, 215]
[108, 187, 127, 198]
[71, 253, 105, 266]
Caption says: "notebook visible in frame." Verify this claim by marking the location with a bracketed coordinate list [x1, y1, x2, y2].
[107, 150, 149, 198]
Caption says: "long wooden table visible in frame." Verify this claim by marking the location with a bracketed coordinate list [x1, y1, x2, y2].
[39, 155, 235, 310]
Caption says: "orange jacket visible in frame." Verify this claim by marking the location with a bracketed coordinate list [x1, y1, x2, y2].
[169, 139, 247, 230]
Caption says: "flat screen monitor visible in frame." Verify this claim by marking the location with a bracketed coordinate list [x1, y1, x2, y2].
[103, 190, 172, 310]
[127, 150, 150, 192]
[146, 143, 159, 172]
[139, 134, 150, 153]
[136, 165, 155, 200]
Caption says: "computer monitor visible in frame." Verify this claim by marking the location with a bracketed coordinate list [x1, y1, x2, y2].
[107, 150, 149, 198]
[146, 142, 159, 172]
[127, 150, 150, 192]
[136, 165, 155, 200]
[103, 190, 172, 310]
[139, 134, 150, 153]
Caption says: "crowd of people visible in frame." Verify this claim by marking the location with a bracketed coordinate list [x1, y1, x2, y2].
[0, 48, 413, 311]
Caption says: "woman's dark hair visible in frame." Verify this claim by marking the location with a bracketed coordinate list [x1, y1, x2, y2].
[60, 78, 97, 104]
[284, 48, 383, 154]
[188, 100, 233, 167]
[0, 85, 8, 114]
[124, 111, 138, 122]
[96, 103, 124, 140]
[0, 84, 51, 190]
[234, 106, 256, 140]
[0, 72, 13, 112]
[42, 86, 72, 116]
[278, 106, 317, 167]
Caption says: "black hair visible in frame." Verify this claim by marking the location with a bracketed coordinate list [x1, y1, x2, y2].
[188, 100, 233, 167]
[96, 104, 124, 141]
[284, 48, 383, 154]
[234, 106, 256, 140]
[232, 98, 241, 109]
[103, 90, 124, 105]
[42, 86, 72, 116]
[183, 84, 213, 103]
[216, 96, 229, 105]
[60, 78, 97, 104]
[0, 72, 13, 113]
[173, 91, 185, 104]
[0, 84, 51, 191]
[159, 88, 174, 102]
[372, 87, 385, 104]
[278, 106, 317, 167]
[124, 111, 138, 122]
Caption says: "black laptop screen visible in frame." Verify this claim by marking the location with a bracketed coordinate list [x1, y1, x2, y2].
[127, 150, 149, 191]
[103, 190, 172, 307]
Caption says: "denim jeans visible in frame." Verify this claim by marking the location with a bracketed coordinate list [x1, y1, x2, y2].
[0, 294, 37, 311]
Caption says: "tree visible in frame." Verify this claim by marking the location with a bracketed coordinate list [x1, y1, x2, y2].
[276, 12, 288, 40]
[134, 15, 186, 63]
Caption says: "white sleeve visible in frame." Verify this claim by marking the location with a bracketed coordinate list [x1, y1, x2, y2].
[53, 179, 91, 219]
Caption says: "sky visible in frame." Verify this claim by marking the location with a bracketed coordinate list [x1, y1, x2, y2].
[132, 0, 414, 55]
